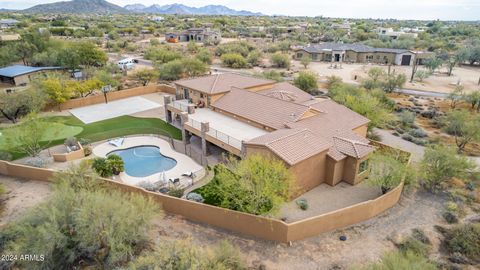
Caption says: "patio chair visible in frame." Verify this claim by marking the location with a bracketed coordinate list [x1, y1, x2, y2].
[108, 137, 124, 147]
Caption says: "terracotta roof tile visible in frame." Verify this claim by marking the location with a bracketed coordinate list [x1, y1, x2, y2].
[258, 82, 315, 103]
[246, 129, 331, 165]
[175, 73, 274, 95]
[212, 87, 312, 130]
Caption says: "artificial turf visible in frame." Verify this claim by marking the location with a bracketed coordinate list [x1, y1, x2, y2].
[0, 115, 182, 160]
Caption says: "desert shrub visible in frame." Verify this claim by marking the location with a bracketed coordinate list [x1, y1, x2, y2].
[137, 181, 159, 192]
[186, 192, 204, 203]
[270, 53, 291, 69]
[442, 211, 459, 224]
[247, 50, 262, 66]
[167, 186, 184, 198]
[367, 152, 412, 194]
[409, 128, 427, 138]
[261, 70, 284, 82]
[398, 110, 416, 127]
[401, 134, 413, 142]
[0, 164, 159, 269]
[221, 53, 248, 68]
[367, 130, 381, 141]
[395, 127, 405, 134]
[397, 237, 430, 257]
[293, 71, 318, 93]
[24, 157, 46, 168]
[444, 223, 480, 261]
[0, 151, 12, 161]
[392, 132, 399, 136]
[195, 49, 212, 64]
[195, 155, 294, 215]
[215, 41, 254, 57]
[83, 146, 92, 156]
[296, 198, 308, 210]
[129, 240, 246, 270]
[412, 138, 428, 146]
[421, 145, 476, 192]
[355, 251, 437, 270]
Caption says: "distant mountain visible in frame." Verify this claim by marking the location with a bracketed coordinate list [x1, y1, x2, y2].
[124, 4, 146, 11]
[0, 8, 15, 12]
[128, 3, 262, 16]
[23, 0, 128, 14]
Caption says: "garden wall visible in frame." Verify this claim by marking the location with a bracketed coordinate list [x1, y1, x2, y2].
[52, 143, 85, 162]
[46, 84, 176, 111]
[0, 141, 409, 242]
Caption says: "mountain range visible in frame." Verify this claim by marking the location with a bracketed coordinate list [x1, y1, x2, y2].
[20, 0, 262, 16]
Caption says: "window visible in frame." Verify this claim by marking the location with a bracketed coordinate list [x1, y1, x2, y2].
[359, 159, 369, 174]
[200, 93, 204, 98]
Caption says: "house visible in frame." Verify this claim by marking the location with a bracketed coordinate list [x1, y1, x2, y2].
[331, 21, 351, 36]
[166, 28, 221, 43]
[164, 73, 374, 196]
[294, 43, 417, 66]
[0, 65, 62, 87]
[376, 27, 418, 39]
[0, 19, 19, 29]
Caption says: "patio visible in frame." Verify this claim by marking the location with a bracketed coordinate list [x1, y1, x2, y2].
[280, 182, 382, 223]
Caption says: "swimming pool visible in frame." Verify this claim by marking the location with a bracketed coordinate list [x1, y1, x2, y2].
[109, 146, 177, 177]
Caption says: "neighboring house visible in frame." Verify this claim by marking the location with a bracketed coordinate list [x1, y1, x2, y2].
[165, 28, 221, 43]
[0, 65, 62, 87]
[150, 16, 164, 22]
[294, 43, 417, 66]
[0, 19, 19, 29]
[376, 27, 418, 39]
[164, 73, 374, 196]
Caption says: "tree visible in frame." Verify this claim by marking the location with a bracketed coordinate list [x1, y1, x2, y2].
[464, 90, 480, 112]
[294, 71, 318, 93]
[182, 58, 208, 77]
[158, 60, 184, 81]
[382, 73, 406, 93]
[196, 155, 294, 215]
[444, 109, 480, 151]
[424, 57, 443, 73]
[196, 49, 212, 64]
[270, 53, 291, 69]
[420, 145, 476, 191]
[41, 77, 73, 105]
[414, 70, 430, 82]
[366, 152, 411, 194]
[0, 163, 159, 269]
[14, 41, 37, 65]
[5, 113, 50, 157]
[447, 85, 465, 109]
[246, 50, 262, 66]
[0, 88, 46, 123]
[300, 54, 311, 68]
[73, 79, 103, 97]
[221, 53, 248, 68]
[134, 69, 158, 86]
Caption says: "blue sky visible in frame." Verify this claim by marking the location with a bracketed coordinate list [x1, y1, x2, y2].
[1, 0, 479, 20]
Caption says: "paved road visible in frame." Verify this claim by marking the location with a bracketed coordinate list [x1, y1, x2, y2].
[394, 88, 449, 98]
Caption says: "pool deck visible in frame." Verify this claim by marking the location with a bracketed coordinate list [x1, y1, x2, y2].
[93, 136, 204, 187]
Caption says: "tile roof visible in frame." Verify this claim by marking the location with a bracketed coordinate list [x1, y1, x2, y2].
[212, 87, 312, 130]
[174, 73, 275, 95]
[306, 99, 370, 130]
[332, 136, 374, 159]
[258, 82, 315, 103]
[246, 128, 331, 166]
[297, 43, 409, 54]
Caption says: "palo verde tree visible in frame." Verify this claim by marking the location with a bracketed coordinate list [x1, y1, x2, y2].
[443, 109, 480, 152]
[134, 68, 159, 86]
[4, 113, 52, 157]
[0, 88, 46, 123]
[294, 70, 318, 93]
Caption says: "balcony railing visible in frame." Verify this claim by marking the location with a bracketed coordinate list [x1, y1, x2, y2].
[170, 99, 190, 112]
[186, 119, 242, 150]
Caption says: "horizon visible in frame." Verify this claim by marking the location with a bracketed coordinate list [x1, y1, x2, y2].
[0, 0, 479, 21]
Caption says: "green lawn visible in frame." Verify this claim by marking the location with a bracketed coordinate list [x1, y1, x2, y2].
[0, 115, 182, 160]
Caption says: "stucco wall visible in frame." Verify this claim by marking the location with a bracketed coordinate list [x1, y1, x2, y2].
[52, 143, 85, 162]
[325, 156, 346, 186]
[353, 124, 368, 137]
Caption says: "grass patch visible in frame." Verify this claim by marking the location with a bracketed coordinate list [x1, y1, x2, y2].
[0, 115, 182, 160]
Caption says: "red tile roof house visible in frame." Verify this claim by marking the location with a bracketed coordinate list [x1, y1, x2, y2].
[164, 73, 374, 195]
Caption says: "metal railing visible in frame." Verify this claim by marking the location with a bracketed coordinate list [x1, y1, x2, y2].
[185, 119, 242, 150]
[170, 99, 190, 112]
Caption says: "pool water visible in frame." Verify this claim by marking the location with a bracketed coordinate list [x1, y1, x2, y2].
[109, 146, 177, 177]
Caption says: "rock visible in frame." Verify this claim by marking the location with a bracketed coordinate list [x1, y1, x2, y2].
[339, 235, 347, 241]
[448, 252, 471, 264]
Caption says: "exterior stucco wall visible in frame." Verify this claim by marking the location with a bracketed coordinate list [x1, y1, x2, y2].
[353, 124, 368, 137]
[325, 157, 346, 186]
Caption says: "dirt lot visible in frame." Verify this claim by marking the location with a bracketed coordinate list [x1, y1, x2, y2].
[294, 61, 480, 94]
[0, 176, 445, 270]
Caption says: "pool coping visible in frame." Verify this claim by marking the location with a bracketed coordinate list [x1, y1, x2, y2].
[93, 136, 204, 187]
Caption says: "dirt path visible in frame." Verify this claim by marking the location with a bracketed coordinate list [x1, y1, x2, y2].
[151, 191, 445, 270]
[0, 176, 52, 226]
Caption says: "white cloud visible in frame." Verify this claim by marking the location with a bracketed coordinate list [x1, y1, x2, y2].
[1, 0, 479, 20]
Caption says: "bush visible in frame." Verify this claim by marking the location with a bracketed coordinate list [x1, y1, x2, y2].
[296, 198, 308, 210]
[412, 138, 428, 146]
[106, 154, 124, 175]
[64, 137, 78, 147]
[270, 53, 291, 69]
[395, 127, 405, 134]
[221, 53, 248, 68]
[0, 164, 159, 269]
[444, 224, 480, 261]
[355, 251, 437, 270]
[442, 211, 459, 224]
[398, 110, 416, 127]
[24, 157, 46, 168]
[397, 237, 430, 257]
[367, 152, 412, 194]
[293, 71, 318, 93]
[83, 146, 92, 156]
[91, 157, 113, 177]
[409, 128, 428, 138]
[78, 138, 91, 146]
[167, 186, 184, 198]
[247, 50, 262, 66]
[186, 192, 204, 203]
[401, 134, 413, 142]
[0, 151, 12, 161]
